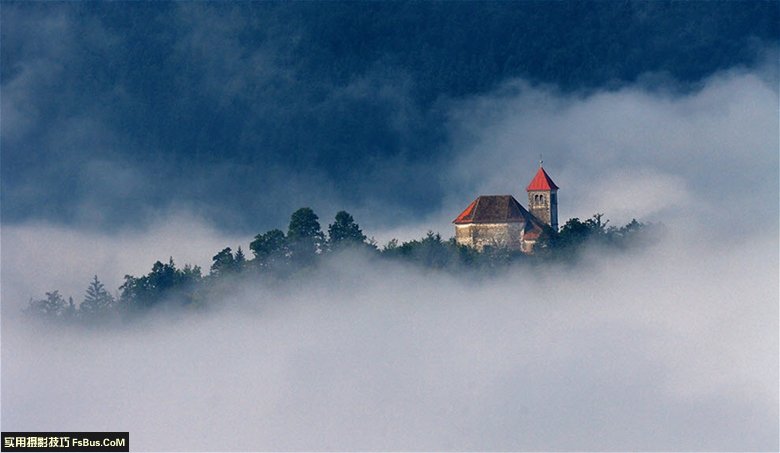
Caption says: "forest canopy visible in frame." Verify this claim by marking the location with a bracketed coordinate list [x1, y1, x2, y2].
[23, 207, 660, 323]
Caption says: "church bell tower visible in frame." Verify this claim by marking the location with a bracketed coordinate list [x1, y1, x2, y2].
[526, 162, 559, 231]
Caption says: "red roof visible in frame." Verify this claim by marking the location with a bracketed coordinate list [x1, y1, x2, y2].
[453, 195, 535, 225]
[453, 198, 480, 224]
[526, 166, 559, 191]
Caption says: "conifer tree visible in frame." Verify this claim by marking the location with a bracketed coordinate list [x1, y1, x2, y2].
[25, 290, 69, 319]
[80, 275, 115, 317]
[328, 211, 366, 249]
[234, 246, 246, 271]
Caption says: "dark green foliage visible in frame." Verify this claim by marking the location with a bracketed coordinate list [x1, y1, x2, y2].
[210, 246, 247, 277]
[552, 217, 596, 250]
[119, 258, 202, 309]
[22, 208, 658, 323]
[211, 247, 237, 277]
[383, 238, 399, 252]
[549, 214, 609, 248]
[537, 214, 657, 261]
[287, 208, 325, 265]
[234, 247, 246, 271]
[288, 208, 325, 243]
[80, 275, 115, 317]
[383, 232, 475, 270]
[382, 231, 531, 271]
[399, 232, 452, 269]
[250, 229, 288, 268]
[328, 211, 367, 250]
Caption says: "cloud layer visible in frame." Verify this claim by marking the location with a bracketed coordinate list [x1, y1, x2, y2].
[2, 230, 777, 451]
[2, 3, 777, 233]
[438, 68, 778, 235]
[2, 4, 778, 451]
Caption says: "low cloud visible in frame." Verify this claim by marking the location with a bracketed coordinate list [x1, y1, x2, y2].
[0, 212, 247, 310]
[2, 15, 777, 449]
[439, 66, 778, 235]
[2, 225, 777, 451]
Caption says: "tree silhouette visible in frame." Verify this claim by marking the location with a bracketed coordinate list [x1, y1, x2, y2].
[210, 247, 236, 277]
[287, 207, 325, 265]
[120, 258, 202, 309]
[234, 247, 246, 271]
[328, 211, 367, 250]
[250, 229, 288, 269]
[25, 291, 70, 319]
[80, 275, 115, 317]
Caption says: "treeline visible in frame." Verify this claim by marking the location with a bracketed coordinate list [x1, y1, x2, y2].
[23, 208, 659, 322]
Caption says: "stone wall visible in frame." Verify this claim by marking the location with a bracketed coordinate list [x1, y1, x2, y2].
[455, 223, 525, 251]
[527, 190, 558, 231]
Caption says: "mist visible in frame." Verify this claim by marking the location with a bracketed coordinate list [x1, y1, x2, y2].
[4, 66, 779, 450]
[434, 63, 779, 236]
[3, 72, 778, 449]
[3, 2, 778, 234]
[2, 226, 777, 451]
[2, 4, 779, 449]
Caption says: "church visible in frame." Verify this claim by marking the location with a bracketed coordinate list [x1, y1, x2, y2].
[453, 164, 559, 253]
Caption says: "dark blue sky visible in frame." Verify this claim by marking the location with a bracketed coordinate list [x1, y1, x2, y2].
[2, 1, 778, 234]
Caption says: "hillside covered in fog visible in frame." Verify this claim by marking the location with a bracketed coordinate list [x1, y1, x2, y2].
[22, 208, 659, 322]
[2, 2, 778, 451]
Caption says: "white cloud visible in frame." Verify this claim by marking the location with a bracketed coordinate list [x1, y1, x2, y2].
[440, 67, 778, 235]
[2, 49, 778, 451]
[577, 169, 692, 225]
[1, 228, 777, 451]
[0, 213, 247, 309]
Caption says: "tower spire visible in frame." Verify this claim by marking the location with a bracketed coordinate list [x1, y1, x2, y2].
[526, 164, 559, 231]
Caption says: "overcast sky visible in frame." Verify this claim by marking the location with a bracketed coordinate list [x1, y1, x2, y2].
[2, 2, 778, 451]
[2, 2, 778, 235]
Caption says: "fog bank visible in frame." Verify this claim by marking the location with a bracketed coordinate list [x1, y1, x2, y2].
[2, 229, 777, 451]
[2, 33, 778, 452]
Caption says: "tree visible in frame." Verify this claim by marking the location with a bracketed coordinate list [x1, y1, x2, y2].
[64, 297, 77, 319]
[250, 229, 288, 268]
[80, 275, 115, 317]
[544, 214, 656, 259]
[613, 218, 656, 248]
[287, 207, 325, 265]
[585, 213, 610, 237]
[234, 246, 246, 271]
[533, 224, 558, 254]
[327, 211, 367, 250]
[25, 290, 69, 319]
[210, 247, 236, 277]
[554, 217, 594, 252]
[386, 231, 470, 269]
[288, 208, 325, 243]
[119, 257, 202, 309]
[383, 238, 399, 252]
